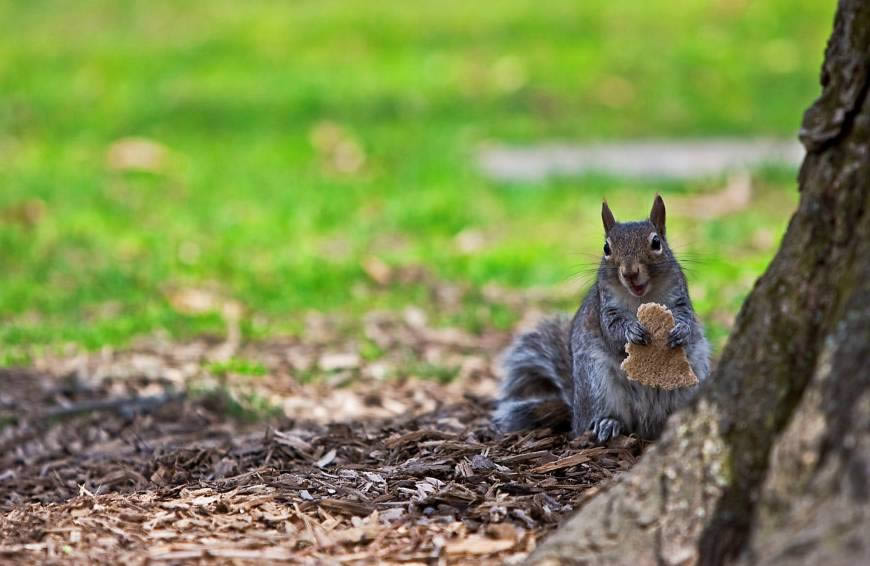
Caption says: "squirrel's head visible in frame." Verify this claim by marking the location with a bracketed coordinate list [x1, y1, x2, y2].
[600, 195, 673, 298]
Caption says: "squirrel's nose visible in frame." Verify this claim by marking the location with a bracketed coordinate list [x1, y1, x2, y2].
[621, 267, 640, 281]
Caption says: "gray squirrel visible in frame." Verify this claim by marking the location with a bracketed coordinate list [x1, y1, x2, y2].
[493, 195, 711, 443]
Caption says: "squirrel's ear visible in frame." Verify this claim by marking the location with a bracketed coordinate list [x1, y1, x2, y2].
[650, 194, 666, 236]
[602, 201, 616, 233]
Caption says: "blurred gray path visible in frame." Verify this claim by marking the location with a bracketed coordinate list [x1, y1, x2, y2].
[477, 139, 804, 181]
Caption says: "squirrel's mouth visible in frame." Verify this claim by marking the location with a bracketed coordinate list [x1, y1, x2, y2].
[626, 281, 649, 297]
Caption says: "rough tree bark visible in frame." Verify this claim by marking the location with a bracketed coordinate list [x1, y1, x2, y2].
[530, 1, 870, 564]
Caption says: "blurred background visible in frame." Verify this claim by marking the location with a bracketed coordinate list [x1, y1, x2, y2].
[0, 0, 834, 365]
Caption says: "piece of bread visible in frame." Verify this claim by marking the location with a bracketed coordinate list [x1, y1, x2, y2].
[620, 303, 699, 390]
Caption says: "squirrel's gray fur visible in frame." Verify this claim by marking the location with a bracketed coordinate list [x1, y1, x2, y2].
[493, 196, 711, 443]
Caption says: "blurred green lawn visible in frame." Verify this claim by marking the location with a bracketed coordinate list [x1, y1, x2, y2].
[0, 0, 833, 363]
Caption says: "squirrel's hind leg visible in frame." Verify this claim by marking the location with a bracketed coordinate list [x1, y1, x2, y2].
[572, 341, 632, 442]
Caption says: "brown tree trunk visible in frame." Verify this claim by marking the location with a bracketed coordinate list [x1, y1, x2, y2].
[529, 1, 870, 564]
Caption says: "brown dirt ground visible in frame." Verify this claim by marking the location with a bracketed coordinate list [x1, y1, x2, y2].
[0, 310, 643, 564]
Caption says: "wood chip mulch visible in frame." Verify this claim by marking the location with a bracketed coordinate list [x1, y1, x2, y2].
[0, 312, 644, 564]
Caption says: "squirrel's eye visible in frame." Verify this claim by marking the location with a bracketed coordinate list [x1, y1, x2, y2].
[603, 242, 611, 256]
[650, 235, 661, 251]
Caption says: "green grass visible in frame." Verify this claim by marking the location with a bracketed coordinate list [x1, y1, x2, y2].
[207, 358, 268, 378]
[0, 0, 833, 359]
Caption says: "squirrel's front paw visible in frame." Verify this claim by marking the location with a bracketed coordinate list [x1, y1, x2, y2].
[625, 321, 650, 345]
[668, 322, 691, 348]
[589, 417, 622, 444]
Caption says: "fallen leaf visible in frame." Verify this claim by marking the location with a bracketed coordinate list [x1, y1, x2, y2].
[106, 137, 169, 173]
[165, 287, 221, 315]
[309, 121, 366, 175]
[362, 256, 392, 286]
[1, 198, 46, 228]
[318, 352, 360, 372]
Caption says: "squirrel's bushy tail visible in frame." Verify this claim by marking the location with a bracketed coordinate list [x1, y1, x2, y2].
[493, 315, 573, 432]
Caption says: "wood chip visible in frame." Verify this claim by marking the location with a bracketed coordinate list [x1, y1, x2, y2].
[528, 447, 606, 473]
[0, 320, 646, 565]
[316, 449, 337, 469]
[445, 535, 516, 555]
